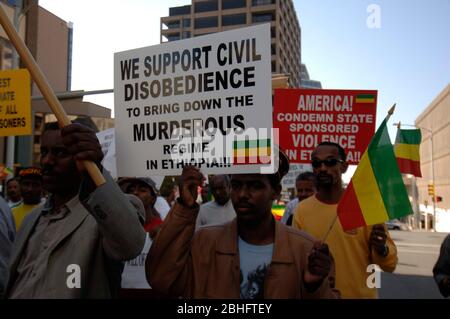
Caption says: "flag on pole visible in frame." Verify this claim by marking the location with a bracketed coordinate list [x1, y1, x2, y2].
[337, 106, 413, 231]
[394, 128, 422, 177]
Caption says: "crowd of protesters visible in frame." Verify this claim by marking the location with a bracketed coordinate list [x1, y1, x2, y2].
[0, 120, 448, 299]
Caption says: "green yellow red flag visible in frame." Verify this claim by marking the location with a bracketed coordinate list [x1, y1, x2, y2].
[337, 107, 413, 230]
[394, 128, 422, 177]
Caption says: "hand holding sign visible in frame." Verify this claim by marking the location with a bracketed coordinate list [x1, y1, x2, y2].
[179, 165, 204, 208]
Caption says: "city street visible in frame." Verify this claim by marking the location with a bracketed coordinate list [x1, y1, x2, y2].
[379, 230, 449, 299]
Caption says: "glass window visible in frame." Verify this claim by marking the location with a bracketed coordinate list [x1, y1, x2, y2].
[222, 14, 246, 26]
[182, 31, 191, 39]
[169, 5, 191, 16]
[271, 26, 276, 38]
[222, 0, 246, 10]
[252, 13, 274, 23]
[182, 18, 191, 28]
[194, 0, 218, 13]
[252, 0, 275, 6]
[166, 21, 180, 29]
[167, 34, 180, 41]
[194, 16, 218, 29]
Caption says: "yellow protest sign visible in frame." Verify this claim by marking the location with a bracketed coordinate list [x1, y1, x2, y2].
[0, 68, 31, 136]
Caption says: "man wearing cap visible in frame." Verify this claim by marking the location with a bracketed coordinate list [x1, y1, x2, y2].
[146, 151, 339, 299]
[11, 167, 43, 230]
[119, 177, 163, 239]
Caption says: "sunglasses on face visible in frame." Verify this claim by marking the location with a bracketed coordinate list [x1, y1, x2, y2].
[311, 158, 344, 168]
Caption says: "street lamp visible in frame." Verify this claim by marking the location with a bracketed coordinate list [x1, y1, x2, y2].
[393, 122, 435, 232]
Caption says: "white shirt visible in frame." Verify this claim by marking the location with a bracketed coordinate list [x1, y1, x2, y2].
[280, 198, 299, 225]
[195, 199, 236, 230]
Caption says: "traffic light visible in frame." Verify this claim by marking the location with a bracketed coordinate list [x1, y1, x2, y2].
[428, 184, 435, 197]
[436, 196, 443, 202]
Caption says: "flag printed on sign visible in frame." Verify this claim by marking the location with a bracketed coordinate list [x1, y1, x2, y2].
[394, 129, 422, 177]
[355, 94, 375, 104]
[233, 139, 271, 165]
[337, 114, 413, 231]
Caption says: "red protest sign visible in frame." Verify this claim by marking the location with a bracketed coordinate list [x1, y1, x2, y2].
[273, 89, 377, 165]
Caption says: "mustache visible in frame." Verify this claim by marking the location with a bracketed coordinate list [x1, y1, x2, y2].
[317, 173, 332, 179]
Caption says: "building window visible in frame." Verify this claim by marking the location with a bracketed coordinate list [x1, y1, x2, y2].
[252, 0, 275, 6]
[271, 43, 276, 55]
[222, 14, 246, 26]
[182, 31, 191, 39]
[194, 0, 218, 13]
[182, 18, 191, 28]
[169, 5, 191, 16]
[271, 61, 276, 73]
[222, 0, 246, 10]
[271, 26, 276, 38]
[166, 21, 180, 29]
[194, 16, 218, 29]
[252, 12, 274, 23]
[167, 34, 181, 41]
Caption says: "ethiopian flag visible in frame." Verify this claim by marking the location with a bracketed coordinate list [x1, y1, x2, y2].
[337, 110, 413, 231]
[233, 139, 271, 165]
[356, 94, 375, 104]
[394, 129, 422, 177]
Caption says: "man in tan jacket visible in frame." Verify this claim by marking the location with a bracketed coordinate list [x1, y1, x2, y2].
[146, 152, 339, 299]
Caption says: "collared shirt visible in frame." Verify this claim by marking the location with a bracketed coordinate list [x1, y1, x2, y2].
[9, 196, 76, 299]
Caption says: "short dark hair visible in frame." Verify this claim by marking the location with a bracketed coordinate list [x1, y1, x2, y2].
[296, 172, 314, 183]
[316, 142, 346, 161]
[43, 118, 97, 134]
[211, 174, 230, 187]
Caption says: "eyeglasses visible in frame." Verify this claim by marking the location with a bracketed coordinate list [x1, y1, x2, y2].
[311, 158, 344, 168]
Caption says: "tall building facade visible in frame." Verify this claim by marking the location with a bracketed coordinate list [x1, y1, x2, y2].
[415, 83, 450, 213]
[160, 0, 301, 87]
[300, 63, 322, 89]
[1, 1, 112, 170]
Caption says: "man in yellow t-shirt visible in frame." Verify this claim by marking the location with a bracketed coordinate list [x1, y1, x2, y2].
[293, 142, 398, 299]
[12, 167, 43, 230]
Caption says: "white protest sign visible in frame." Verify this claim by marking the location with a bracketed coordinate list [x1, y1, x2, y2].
[96, 128, 117, 179]
[114, 24, 275, 176]
[96, 128, 165, 189]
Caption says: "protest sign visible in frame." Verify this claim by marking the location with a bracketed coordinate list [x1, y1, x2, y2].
[114, 24, 275, 176]
[0, 69, 31, 136]
[96, 128, 165, 189]
[96, 128, 117, 179]
[274, 89, 377, 164]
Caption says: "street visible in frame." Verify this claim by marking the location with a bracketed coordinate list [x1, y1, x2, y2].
[379, 230, 449, 299]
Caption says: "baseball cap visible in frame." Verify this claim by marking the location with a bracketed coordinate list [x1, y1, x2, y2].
[118, 177, 157, 195]
[18, 167, 43, 179]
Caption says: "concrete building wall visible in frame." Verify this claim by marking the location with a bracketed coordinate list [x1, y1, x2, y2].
[415, 83, 450, 211]
[33, 6, 69, 95]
